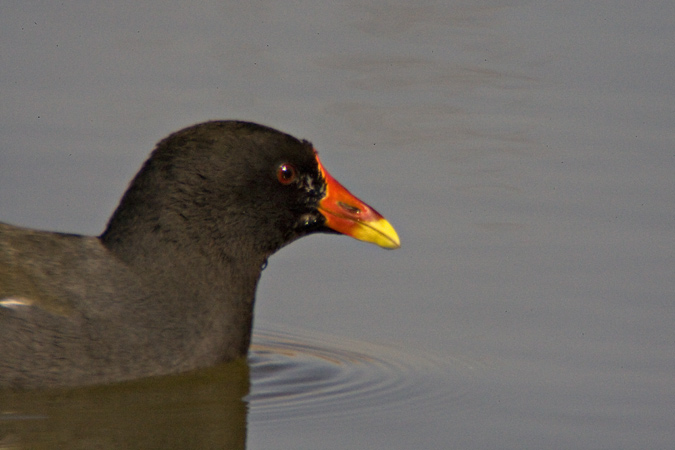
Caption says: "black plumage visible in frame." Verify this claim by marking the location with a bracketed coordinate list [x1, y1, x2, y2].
[0, 121, 399, 388]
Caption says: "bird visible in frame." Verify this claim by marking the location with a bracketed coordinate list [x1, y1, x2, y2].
[0, 120, 400, 389]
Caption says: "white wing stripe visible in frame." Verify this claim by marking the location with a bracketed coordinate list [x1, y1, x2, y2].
[0, 297, 34, 309]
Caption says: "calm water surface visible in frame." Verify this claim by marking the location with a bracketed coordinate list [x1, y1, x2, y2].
[2, 1, 674, 449]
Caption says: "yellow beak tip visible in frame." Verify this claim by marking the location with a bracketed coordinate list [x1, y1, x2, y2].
[353, 218, 401, 250]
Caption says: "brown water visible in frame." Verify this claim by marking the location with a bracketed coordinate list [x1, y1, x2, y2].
[2, 1, 674, 449]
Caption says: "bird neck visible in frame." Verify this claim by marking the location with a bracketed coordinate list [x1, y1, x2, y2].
[99, 205, 268, 363]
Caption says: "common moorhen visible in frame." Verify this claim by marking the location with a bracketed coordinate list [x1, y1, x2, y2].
[0, 121, 399, 389]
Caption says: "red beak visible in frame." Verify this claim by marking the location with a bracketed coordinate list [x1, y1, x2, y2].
[315, 152, 400, 249]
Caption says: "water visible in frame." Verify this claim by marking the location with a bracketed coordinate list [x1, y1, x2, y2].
[2, 1, 675, 449]
[1, 325, 479, 448]
[248, 325, 477, 424]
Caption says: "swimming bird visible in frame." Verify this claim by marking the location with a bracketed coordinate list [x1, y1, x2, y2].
[0, 121, 399, 389]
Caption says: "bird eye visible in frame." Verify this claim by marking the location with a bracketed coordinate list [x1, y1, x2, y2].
[276, 163, 297, 185]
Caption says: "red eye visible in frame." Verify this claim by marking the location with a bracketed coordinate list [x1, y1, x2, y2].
[276, 163, 297, 185]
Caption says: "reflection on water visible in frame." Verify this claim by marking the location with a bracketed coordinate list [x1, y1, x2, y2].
[0, 325, 476, 448]
[0, 361, 249, 449]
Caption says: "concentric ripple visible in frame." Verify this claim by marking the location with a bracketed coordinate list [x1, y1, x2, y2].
[247, 324, 481, 423]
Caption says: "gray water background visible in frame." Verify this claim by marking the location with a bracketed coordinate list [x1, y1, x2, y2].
[1, 2, 674, 449]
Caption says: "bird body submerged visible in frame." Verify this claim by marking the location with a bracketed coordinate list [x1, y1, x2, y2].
[0, 121, 399, 388]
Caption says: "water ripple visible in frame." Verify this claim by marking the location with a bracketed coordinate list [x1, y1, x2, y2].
[247, 324, 481, 423]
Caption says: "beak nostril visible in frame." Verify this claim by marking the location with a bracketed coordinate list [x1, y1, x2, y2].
[338, 202, 361, 215]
